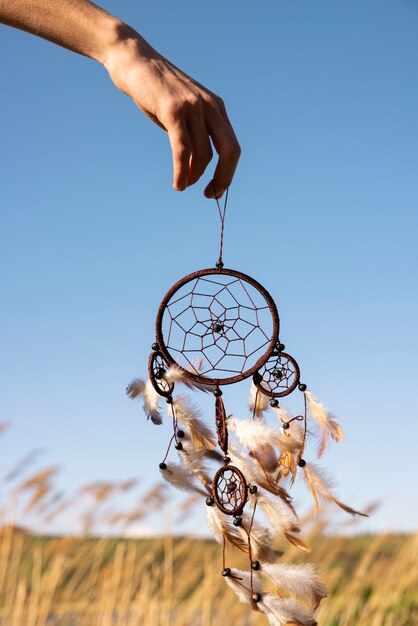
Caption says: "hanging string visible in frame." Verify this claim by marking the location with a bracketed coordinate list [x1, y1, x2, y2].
[211, 183, 229, 268]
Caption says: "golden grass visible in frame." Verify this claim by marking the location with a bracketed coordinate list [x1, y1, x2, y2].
[0, 525, 416, 625]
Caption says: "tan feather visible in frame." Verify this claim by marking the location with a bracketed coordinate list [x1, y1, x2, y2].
[304, 391, 344, 457]
[249, 384, 269, 418]
[125, 378, 145, 399]
[302, 463, 367, 517]
[172, 397, 216, 450]
[206, 506, 249, 553]
[178, 439, 213, 491]
[223, 569, 263, 608]
[165, 362, 212, 393]
[256, 493, 310, 553]
[160, 462, 207, 496]
[240, 514, 276, 563]
[143, 380, 163, 425]
[260, 563, 326, 610]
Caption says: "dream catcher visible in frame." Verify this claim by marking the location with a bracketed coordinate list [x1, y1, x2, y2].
[127, 191, 366, 625]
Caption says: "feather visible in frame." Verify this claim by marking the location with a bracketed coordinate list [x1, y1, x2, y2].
[253, 443, 279, 473]
[256, 493, 310, 553]
[206, 506, 249, 553]
[228, 418, 299, 454]
[143, 380, 163, 425]
[239, 514, 276, 563]
[223, 569, 263, 608]
[126, 378, 145, 399]
[165, 361, 212, 393]
[304, 391, 344, 457]
[249, 384, 269, 418]
[160, 462, 207, 496]
[172, 396, 216, 450]
[302, 462, 367, 517]
[260, 563, 326, 610]
[178, 440, 213, 491]
[259, 594, 318, 626]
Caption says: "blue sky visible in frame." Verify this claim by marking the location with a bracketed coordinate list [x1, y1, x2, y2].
[1, 0, 417, 535]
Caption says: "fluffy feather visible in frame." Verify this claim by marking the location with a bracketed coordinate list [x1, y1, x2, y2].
[260, 563, 326, 610]
[142, 380, 163, 425]
[206, 505, 249, 553]
[165, 362, 212, 393]
[259, 594, 318, 626]
[178, 439, 212, 491]
[223, 569, 263, 608]
[171, 396, 216, 450]
[126, 378, 145, 399]
[249, 384, 270, 418]
[228, 418, 299, 454]
[160, 462, 207, 496]
[302, 462, 367, 517]
[256, 493, 310, 553]
[239, 513, 276, 563]
[304, 391, 344, 457]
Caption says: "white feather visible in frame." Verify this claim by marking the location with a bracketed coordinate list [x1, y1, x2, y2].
[305, 391, 344, 457]
[228, 418, 299, 453]
[256, 493, 310, 552]
[142, 380, 163, 425]
[248, 384, 269, 418]
[171, 396, 216, 450]
[223, 569, 263, 607]
[165, 362, 212, 393]
[126, 378, 145, 399]
[239, 513, 275, 563]
[259, 594, 318, 626]
[260, 562, 326, 609]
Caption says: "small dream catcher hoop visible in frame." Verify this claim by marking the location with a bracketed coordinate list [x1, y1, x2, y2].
[127, 189, 367, 625]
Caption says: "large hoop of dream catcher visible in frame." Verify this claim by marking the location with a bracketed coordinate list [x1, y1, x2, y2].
[154, 267, 280, 386]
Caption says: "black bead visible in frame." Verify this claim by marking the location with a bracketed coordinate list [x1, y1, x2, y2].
[249, 485, 258, 494]
[222, 567, 231, 577]
[298, 383, 307, 392]
[216, 260, 224, 269]
[278, 343, 285, 352]
[223, 455, 231, 464]
[166, 395, 173, 404]
[252, 592, 262, 603]
[251, 561, 261, 571]
[213, 387, 223, 397]
[206, 496, 215, 506]
[155, 367, 166, 380]
[282, 422, 290, 430]
[152, 343, 159, 351]
[273, 369, 283, 379]
[177, 430, 185, 438]
[298, 458, 306, 467]
[253, 371, 262, 385]
[233, 516, 242, 527]
[159, 462, 167, 470]
[270, 398, 279, 408]
[213, 323, 223, 333]
[175, 441, 183, 451]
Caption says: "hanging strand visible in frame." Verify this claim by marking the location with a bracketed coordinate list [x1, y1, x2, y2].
[212, 183, 229, 268]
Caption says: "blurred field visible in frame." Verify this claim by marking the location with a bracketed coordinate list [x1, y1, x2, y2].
[0, 524, 417, 626]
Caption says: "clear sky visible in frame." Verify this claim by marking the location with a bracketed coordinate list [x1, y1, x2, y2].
[1, 0, 417, 536]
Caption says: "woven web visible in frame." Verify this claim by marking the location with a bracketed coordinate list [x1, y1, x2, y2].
[216, 468, 245, 512]
[258, 353, 299, 395]
[161, 275, 274, 379]
[150, 352, 173, 395]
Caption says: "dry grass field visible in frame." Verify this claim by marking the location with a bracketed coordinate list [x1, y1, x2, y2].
[0, 524, 416, 626]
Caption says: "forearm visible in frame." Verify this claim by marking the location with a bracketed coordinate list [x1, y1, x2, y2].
[0, 0, 136, 64]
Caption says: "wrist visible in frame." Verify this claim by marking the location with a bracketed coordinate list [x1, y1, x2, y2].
[100, 20, 158, 70]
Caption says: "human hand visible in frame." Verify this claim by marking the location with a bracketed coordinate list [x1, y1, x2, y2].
[103, 27, 240, 198]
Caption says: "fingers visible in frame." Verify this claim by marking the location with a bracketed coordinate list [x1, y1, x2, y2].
[186, 113, 213, 187]
[166, 116, 191, 191]
[203, 106, 241, 199]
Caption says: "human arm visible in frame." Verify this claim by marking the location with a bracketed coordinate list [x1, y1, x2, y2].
[0, 0, 240, 197]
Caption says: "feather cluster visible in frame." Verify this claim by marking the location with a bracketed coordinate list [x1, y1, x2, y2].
[127, 363, 366, 625]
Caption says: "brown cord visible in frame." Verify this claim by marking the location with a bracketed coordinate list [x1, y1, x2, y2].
[212, 183, 229, 267]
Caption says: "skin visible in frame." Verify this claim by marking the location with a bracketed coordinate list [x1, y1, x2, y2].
[0, 0, 240, 198]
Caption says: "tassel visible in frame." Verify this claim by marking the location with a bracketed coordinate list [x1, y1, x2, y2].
[304, 391, 344, 457]
[260, 562, 326, 610]
[302, 462, 367, 517]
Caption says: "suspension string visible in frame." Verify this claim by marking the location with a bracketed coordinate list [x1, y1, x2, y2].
[299, 392, 308, 463]
[170, 402, 178, 442]
[222, 535, 226, 570]
[211, 183, 229, 267]
[247, 500, 258, 592]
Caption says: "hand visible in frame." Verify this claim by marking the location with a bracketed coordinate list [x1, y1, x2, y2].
[104, 28, 240, 198]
